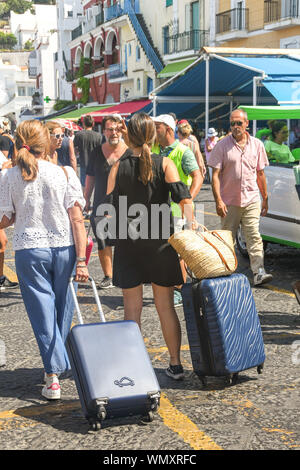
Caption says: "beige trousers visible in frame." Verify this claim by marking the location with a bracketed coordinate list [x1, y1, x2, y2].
[220, 201, 264, 275]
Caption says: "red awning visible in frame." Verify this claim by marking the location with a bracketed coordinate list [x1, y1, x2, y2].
[84, 100, 151, 123]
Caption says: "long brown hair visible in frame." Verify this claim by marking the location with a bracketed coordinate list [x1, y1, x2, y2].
[15, 120, 50, 181]
[127, 113, 155, 185]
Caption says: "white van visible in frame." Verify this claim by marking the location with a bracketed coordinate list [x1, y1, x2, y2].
[236, 161, 300, 255]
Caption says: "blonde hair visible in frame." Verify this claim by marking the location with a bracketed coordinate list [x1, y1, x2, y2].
[44, 120, 63, 135]
[15, 120, 50, 181]
[127, 113, 155, 185]
[177, 122, 193, 138]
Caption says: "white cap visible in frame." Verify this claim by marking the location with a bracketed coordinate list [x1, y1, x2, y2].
[152, 114, 176, 132]
[207, 127, 218, 137]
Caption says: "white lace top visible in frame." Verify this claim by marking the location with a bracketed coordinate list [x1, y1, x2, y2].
[0, 160, 85, 251]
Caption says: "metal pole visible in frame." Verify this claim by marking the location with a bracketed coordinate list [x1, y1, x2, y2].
[153, 95, 157, 117]
[205, 54, 210, 137]
[253, 77, 258, 137]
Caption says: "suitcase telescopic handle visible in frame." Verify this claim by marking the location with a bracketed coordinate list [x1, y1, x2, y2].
[69, 276, 106, 324]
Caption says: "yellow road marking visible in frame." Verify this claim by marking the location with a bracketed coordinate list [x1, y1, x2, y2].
[158, 393, 222, 450]
[263, 284, 296, 299]
[3, 263, 18, 283]
[0, 396, 223, 451]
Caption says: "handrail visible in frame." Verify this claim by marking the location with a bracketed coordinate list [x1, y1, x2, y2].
[125, 0, 163, 72]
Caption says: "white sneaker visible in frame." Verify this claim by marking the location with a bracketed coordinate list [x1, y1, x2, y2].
[42, 375, 61, 400]
[253, 268, 273, 286]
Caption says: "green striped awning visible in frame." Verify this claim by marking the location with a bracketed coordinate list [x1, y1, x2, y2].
[57, 105, 114, 120]
[157, 59, 196, 79]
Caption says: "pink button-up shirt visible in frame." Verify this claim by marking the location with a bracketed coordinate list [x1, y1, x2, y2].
[208, 133, 269, 207]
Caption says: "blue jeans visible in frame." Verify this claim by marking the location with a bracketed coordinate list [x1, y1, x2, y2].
[15, 246, 76, 374]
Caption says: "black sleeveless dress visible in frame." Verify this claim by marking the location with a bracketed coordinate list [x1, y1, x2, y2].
[112, 153, 191, 289]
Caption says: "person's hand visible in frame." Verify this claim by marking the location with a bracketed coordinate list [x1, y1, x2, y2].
[1, 160, 13, 170]
[75, 264, 89, 283]
[84, 198, 91, 213]
[118, 119, 129, 144]
[216, 200, 228, 218]
[261, 198, 268, 217]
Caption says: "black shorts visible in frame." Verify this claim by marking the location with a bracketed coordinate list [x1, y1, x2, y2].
[112, 239, 183, 289]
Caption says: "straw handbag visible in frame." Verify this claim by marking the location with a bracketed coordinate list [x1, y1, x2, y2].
[168, 225, 238, 280]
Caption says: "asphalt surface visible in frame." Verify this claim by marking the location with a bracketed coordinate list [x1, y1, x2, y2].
[0, 183, 299, 453]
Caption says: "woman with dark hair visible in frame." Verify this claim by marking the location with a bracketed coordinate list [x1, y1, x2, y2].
[106, 112, 194, 380]
[0, 120, 88, 400]
[264, 120, 295, 163]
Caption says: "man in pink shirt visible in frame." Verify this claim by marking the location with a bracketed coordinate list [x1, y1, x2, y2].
[209, 109, 273, 286]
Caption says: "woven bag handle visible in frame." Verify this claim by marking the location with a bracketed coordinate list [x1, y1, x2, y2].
[210, 231, 238, 270]
[194, 225, 238, 270]
[195, 230, 238, 271]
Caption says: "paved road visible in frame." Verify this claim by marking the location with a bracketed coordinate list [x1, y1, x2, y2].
[0, 183, 299, 452]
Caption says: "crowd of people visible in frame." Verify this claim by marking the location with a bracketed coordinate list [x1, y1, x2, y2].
[0, 109, 298, 400]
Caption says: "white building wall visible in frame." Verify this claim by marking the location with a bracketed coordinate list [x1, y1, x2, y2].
[0, 56, 36, 121]
[55, 0, 83, 101]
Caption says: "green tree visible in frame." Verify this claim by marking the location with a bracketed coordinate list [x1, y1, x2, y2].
[0, 32, 18, 49]
[0, 0, 35, 19]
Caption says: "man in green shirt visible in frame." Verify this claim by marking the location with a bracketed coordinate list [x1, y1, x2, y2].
[152, 114, 203, 306]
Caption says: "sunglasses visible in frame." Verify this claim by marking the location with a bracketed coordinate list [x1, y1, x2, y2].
[51, 133, 64, 139]
[230, 121, 244, 127]
[105, 127, 121, 133]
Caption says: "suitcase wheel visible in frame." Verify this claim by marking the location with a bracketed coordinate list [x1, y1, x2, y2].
[140, 411, 154, 424]
[96, 406, 107, 422]
[227, 373, 239, 386]
[199, 376, 207, 387]
[257, 364, 264, 374]
[88, 418, 102, 431]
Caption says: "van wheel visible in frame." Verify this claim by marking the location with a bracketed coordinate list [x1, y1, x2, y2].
[236, 226, 248, 258]
[236, 226, 268, 258]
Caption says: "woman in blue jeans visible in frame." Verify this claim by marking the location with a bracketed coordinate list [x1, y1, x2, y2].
[0, 120, 89, 400]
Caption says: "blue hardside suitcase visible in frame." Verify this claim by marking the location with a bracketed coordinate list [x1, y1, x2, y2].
[66, 278, 160, 431]
[181, 273, 265, 386]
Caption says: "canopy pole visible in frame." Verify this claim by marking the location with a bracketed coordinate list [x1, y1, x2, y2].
[253, 77, 258, 137]
[153, 95, 157, 117]
[205, 54, 210, 137]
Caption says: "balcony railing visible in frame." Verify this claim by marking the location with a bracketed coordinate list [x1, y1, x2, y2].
[28, 67, 37, 78]
[163, 29, 209, 55]
[108, 63, 127, 80]
[71, 24, 83, 41]
[264, 0, 300, 23]
[216, 7, 249, 34]
[96, 11, 104, 27]
[264, 1, 279, 23]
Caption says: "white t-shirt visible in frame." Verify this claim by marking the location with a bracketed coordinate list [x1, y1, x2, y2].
[0, 160, 85, 250]
[0, 150, 7, 169]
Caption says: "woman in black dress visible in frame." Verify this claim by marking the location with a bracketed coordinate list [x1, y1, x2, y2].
[106, 113, 194, 380]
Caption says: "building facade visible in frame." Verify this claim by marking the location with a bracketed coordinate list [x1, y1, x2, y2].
[0, 52, 36, 122]
[213, 0, 300, 49]
[68, 0, 165, 105]
[55, 0, 83, 102]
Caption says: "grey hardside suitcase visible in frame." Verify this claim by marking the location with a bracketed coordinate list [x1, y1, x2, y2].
[66, 277, 160, 431]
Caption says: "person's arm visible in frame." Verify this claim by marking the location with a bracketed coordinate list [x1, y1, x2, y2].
[163, 158, 194, 225]
[189, 169, 202, 200]
[212, 168, 227, 217]
[256, 169, 268, 217]
[182, 148, 203, 199]
[67, 202, 89, 282]
[83, 174, 95, 211]
[68, 139, 77, 173]
[193, 140, 206, 179]
[0, 214, 15, 229]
